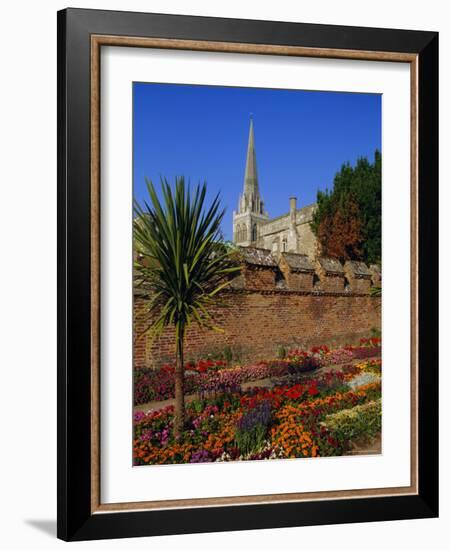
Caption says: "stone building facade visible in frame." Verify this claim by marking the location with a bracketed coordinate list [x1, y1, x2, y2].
[233, 118, 317, 258]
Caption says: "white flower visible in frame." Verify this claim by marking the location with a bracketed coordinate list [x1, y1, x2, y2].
[348, 372, 380, 390]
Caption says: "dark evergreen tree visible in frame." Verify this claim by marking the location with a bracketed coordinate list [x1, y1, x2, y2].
[311, 151, 381, 265]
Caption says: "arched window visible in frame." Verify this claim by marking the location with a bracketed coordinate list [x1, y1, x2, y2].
[282, 238, 287, 252]
[242, 224, 247, 242]
[235, 224, 241, 242]
[252, 223, 258, 242]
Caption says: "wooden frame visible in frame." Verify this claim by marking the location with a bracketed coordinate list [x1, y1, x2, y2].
[57, 8, 438, 541]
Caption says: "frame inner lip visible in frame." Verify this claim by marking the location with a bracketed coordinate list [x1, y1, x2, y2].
[89, 35, 418, 512]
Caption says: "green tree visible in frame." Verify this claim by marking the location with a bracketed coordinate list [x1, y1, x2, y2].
[311, 151, 381, 265]
[134, 177, 240, 437]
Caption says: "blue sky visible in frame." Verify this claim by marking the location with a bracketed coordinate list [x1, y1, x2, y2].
[133, 83, 381, 240]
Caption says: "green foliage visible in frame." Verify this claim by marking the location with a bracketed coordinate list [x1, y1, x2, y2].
[323, 399, 381, 444]
[276, 345, 287, 360]
[312, 150, 381, 264]
[210, 391, 242, 412]
[362, 362, 382, 375]
[235, 424, 267, 456]
[134, 176, 241, 341]
[189, 398, 205, 415]
[234, 401, 272, 456]
[134, 176, 241, 434]
[223, 346, 233, 363]
[370, 327, 382, 338]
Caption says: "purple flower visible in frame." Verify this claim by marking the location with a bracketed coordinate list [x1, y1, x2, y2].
[190, 450, 211, 463]
[140, 430, 152, 442]
[134, 411, 146, 423]
[237, 400, 271, 432]
[192, 417, 202, 430]
[160, 428, 170, 446]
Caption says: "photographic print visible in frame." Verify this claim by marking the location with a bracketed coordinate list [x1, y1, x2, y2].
[58, 10, 438, 539]
[132, 83, 382, 466]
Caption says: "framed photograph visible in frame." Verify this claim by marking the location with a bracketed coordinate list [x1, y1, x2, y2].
[57, 8, 438, 541]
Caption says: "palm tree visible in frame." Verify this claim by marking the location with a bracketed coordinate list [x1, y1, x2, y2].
[134, 177, 240, 437]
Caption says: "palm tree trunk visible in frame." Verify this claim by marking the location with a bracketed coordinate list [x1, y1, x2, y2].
[174, 330, 185, 438]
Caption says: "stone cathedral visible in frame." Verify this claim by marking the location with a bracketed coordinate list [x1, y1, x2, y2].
[233, 118, 318, 258]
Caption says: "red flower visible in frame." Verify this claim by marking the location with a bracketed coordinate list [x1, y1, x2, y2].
[286, 384, 304, 400]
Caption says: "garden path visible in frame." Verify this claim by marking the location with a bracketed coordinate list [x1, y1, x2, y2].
[134, 377, 274, 413]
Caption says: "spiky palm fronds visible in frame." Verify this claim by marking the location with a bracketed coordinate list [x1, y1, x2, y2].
[133, 177, 240, 435]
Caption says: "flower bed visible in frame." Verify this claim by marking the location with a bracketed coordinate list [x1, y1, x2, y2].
[134, 339, 382, 405]
[322, 399, 381, 444]
[134, 359, 228, 404]
[133, 367, 382, 464]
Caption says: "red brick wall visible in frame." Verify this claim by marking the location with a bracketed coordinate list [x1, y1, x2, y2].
[134, 290, 381, 368]
[348, 278, 371, 294]
[318, 274, 345, 293]
[134, 298, 148, 370]
[242, 266, 275, 290]
[287, 272, 314, 292]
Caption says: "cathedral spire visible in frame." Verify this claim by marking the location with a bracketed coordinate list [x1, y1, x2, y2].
[233, 116, 269, 245]
[243, 116, 259, 198]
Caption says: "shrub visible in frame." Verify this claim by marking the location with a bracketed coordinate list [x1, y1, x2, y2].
[277, 345, 287, 360]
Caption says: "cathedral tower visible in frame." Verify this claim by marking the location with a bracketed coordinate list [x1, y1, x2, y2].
[233, 117, 269, 246]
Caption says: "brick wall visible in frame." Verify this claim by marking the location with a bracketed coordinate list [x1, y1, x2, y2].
[242, 266, 276, 290]
[317, 274, 345, 293]
[287, 271, 314, 291]
[134, 290, 381, 368]
[347, 278, 371, 294]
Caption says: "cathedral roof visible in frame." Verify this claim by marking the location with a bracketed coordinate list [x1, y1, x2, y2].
[281, 252, 315, 273]
[261, 203, 316, 228]
[296, 203, 317, 223]
[238, 246, 277, 268]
